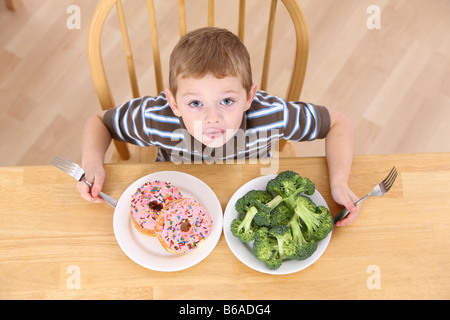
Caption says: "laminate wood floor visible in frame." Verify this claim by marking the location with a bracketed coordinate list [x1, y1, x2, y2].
[1, 0, 449, 166]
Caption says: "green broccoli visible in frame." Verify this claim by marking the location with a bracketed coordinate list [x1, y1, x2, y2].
[264, 251, 283, 270]
[266, 171, 315, 212]
[232, 171, 328, 270]
[234, 189, 284, 228]
[252, 227, 273, 262]
[294, 196, 333, 242]
[288, 211, 318, 261]
[313, 205, 333, 241]
[230, 206, 259, 242]
[252, 227, 284, 270]
[297, 194, 317, 212]
[235, 190, 273, 215]
[268, 225, 297, 259]
[269, 204, 293, 227]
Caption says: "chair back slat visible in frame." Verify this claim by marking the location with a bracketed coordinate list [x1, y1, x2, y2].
[208, 0, 215, 27]
[146, 0, 164, 94]
[116, 0, 140, 98]
[260, 0, 278, 92]
[178, 0, 187, 37]
[281, 0, 309, 100]
[88, 0, 116, 110]
[238, 0, 246, 41]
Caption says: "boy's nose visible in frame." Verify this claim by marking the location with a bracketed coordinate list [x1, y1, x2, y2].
[204, 107, 222, 124]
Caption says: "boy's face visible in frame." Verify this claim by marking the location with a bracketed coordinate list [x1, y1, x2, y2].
[166, 74, 257, 148]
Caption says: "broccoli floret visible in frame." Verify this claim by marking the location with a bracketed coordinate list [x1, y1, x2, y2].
[269, 225, 297, 259]
[234, 189, 284, 228]
[264, 251, 283, 270]
[297, 235, 318, 260]
[230, 206, 259, 242]
[297, 195, 316, 212]
[252, 227, 281, 269]
[251, 201, 273, 227]
[267, 171, 315, 197]
[235, 190, 273, 215]
[266, 171, 315, 211]
[288, 212, 318, 261]
[313, 205, 333, 241]
[299, 177, 315, 196]
[252, 227, 273, 262]
[270, 204, 293, 227]
[266, 171, 301, 197]
[252, 226, 293, 270]
[294, 196, 332, 242]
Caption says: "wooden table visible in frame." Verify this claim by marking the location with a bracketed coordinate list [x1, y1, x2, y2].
[0, 153, 449, 300]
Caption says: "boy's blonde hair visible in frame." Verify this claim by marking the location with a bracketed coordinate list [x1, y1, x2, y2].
[169, 27, 253, 96]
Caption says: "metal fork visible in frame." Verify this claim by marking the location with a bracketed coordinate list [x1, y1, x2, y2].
[333, 166, 398, 225]
[51, 156, 117, 208]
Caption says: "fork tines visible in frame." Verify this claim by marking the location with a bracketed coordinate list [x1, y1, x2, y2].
[50, 156, 76, 174]
[382, 166, 398, 192]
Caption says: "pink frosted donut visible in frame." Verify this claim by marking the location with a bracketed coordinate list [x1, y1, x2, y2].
[155, 198, 213, 254]
[130, 181, 183, 236]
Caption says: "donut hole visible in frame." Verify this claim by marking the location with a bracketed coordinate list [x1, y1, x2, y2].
[180, 221, 191, 232]
[149, 200, 163, 212]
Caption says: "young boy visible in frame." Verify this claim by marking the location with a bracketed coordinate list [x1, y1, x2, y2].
[78, 27, 359, 226]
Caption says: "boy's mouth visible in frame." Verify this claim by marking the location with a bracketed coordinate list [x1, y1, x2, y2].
[203, 128, 225, 140]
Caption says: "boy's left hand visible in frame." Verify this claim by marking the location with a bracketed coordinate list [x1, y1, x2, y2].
[331, 183, 360, 226]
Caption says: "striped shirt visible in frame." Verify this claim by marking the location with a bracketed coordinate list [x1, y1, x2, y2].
[103, 90, 330, 162]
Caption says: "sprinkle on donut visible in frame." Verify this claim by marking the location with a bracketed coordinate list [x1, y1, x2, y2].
[155, 198, 213, 254]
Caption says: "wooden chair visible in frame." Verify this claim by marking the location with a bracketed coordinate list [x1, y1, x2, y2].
[88, 0, 309, 161]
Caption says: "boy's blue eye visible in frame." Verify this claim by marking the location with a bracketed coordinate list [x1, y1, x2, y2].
[189, 101, 202, 108]
[221, 98, 234, 106]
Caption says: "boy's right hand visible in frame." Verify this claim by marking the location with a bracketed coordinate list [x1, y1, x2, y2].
[76, 163, 106, 203]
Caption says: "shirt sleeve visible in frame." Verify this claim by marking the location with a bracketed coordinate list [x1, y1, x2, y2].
[103, 94, 183, 149]
[251, 91, 331, 141]
[282, 100, 331, 141]
[102, 97, 151, 146]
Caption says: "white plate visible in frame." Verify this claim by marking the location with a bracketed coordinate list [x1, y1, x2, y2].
[223, 175, 332, 275]
[113, 171, 223, 272]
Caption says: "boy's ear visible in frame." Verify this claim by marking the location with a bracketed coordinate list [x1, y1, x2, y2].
[165, 88, 182, 117]
[245, 83, 258, 111]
